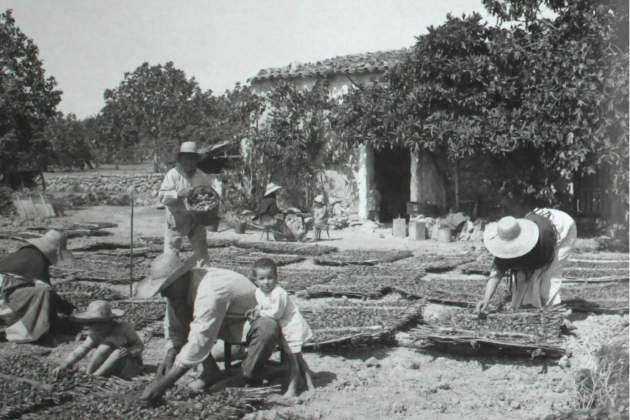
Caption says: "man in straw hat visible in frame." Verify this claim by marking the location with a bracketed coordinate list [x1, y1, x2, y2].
[0, 229, 76, 342]
[476, 208, 577, 313]
[137, 253, 281, 403]
[159, 141, 214, 262]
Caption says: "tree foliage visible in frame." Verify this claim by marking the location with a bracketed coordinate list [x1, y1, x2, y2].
[44, 113, 96, 170]
[240, 80, 341, 209]
[334, 0, 629, 207]
[0, 9, 61, 186]
[97, 62, 201, 171]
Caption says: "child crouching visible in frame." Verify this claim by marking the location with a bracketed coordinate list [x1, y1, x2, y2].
[250, 258, 314, 397]
[54, 300, 143, 379]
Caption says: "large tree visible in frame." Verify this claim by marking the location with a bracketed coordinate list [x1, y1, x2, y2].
[100, 62, 201, 171]
[0, 9, 61, 187]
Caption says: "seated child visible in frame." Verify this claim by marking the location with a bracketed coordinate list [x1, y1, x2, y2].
[54, 300, 143, 379]
[311, 194, 329, 241]
[250, 258, 314, 396]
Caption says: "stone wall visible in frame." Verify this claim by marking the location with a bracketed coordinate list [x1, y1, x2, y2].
[43, 173, 222, 207]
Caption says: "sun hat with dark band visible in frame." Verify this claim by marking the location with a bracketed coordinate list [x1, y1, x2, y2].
[134, 252, 198, 299]
[483, 216, 540, 259]
[178, 141, 200, 156]
[71, 300, 124, 323]
[264, 182, 282, 197]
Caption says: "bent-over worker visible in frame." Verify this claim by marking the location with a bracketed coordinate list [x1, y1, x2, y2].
[0, 230, 75, 342]
[476, 208, 577, 312]
[137, 253, 280, 403]
[159, 141, 213, 262]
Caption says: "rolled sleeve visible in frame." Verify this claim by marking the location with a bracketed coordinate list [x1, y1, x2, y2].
[164, 298, 190, 351]
[175, 289, 229, 366]
[159, 171, 179, 206]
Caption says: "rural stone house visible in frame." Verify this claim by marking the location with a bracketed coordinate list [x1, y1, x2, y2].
[248, 50, 626, 227]
[249, 48, 450, 222]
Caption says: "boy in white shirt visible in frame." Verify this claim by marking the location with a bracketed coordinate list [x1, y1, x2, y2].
[249, 258, 314, 397]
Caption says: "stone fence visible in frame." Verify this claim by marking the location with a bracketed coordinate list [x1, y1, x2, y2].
[43, 173, 166, 207]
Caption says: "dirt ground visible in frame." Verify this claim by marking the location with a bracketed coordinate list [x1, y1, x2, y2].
[12, 205, 630, 419]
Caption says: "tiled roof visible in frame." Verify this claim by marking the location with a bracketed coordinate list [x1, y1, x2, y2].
[249, 48, 411, 83]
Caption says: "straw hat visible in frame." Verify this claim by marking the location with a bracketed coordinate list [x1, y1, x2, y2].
[263, 182, 282, 197]
[178, 141, 200, 156]
[24, 230, 74, 265]
[313, 194, 325, 204]
[134, 252, 198, 299]
[71, 300, 123, 323]
[483, 216, 540, 259]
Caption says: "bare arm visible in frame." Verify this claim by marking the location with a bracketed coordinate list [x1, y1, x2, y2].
[86, 343, 115, 375]
[476, 269, 504, 313]
[141, 362, 190, 404]
[92, 347, 126, 377]
[59, 338, 94, 370]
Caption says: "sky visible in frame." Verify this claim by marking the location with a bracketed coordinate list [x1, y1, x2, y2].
[1, 0, 490, 118]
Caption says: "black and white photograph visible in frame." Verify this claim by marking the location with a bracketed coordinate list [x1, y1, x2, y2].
[0, 0, 628, 419]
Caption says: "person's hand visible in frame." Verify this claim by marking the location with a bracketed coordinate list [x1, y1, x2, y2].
[140, 380, 165, 406]
[116, 348, 129, 359]
[178, 187, 192, 199]
[52, 366, 65, 379]
[157, 348, 177, 377]
[245, 308, 259, 322]
[475, 299, 488, 314]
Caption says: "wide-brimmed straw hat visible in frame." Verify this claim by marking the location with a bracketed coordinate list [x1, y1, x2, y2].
[24, 230, 74, 265]
[71, 300, 124, 323]
[483, 216, 540, 259]
[313, 194, 325, 204]
[178, 141, 200, 157]
[134, 252, 198, 299]
[264, 183, 282, 197]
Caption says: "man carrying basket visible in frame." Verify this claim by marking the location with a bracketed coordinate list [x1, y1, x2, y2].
[159, 142, 219, 262]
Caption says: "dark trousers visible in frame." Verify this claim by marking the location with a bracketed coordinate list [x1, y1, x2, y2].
[241, 317, 280, 383]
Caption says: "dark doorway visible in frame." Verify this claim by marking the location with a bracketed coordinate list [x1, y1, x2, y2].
[374, 147, 410, 223]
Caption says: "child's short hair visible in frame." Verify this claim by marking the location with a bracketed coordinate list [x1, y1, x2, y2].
[252, 258, 277, 277]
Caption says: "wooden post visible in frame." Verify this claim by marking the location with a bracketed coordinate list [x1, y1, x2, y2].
[454, 159, 460, 210]
[129, 188, 134, 298]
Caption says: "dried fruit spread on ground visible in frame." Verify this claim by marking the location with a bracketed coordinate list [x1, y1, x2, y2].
[22, 383, 275, 420]
[0, 354, 274, 420]
[313, 249, 413, 266]
[54, 282, 124, 310]
[564, 266, 629, 280]
[302, 302, 422, 348]
[234, 240, 337, 256]
[563, 282, 629, 313]
[390, 253, 476, 273]
[0, 354, 128, 419]
[110, 301, 167, 330]
[409, 306, 567, 358]
[51, 253, 151, 284]
[306, 269, 425, 299]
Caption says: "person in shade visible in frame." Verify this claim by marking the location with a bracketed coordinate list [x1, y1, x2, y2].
[476, 208, 577, 312]
[137, 253, 280, 404]
[0, 230, 75, 342]
[159, 141, 214, 262]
